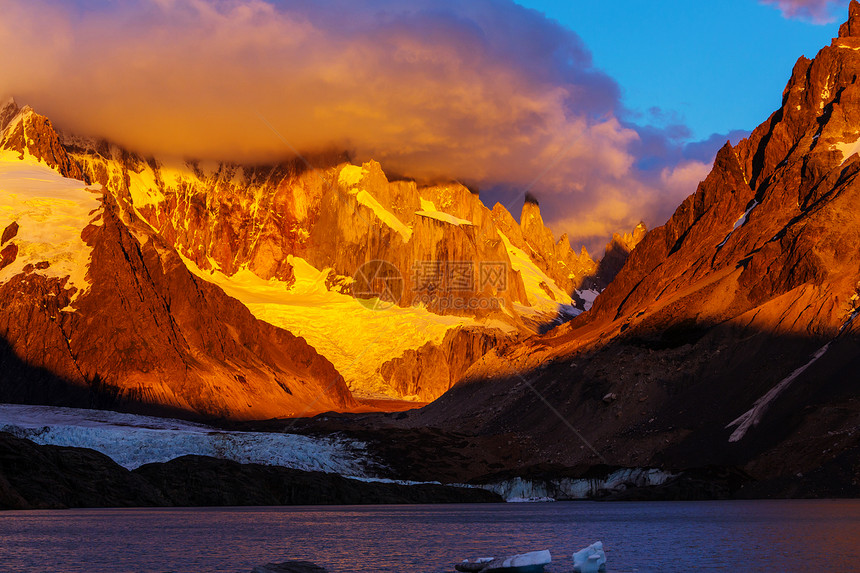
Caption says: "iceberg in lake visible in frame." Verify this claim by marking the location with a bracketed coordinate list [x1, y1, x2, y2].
[572, 541, 606, 573]
[456, 549, 551, 572]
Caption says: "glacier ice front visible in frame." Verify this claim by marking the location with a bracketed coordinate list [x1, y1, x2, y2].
[0, 404, 370, 475]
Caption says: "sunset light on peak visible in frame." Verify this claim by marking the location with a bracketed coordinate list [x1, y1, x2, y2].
[3, 2, 860, 570]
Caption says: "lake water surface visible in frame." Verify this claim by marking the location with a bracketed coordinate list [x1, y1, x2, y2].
[2, 500, 859, 572]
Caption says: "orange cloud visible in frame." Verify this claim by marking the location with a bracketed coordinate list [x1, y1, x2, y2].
[0, 0, 716, 252]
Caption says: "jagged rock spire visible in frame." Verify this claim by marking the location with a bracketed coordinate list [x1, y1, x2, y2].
[838, 0, 860, 38]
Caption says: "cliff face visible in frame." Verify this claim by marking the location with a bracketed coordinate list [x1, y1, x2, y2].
[59, 115, 602, 398]
[410, 3, 860, 487]
[581, 12, 860, 336]
[1, 103, 85, 181]
[307, 161, 528, 316]
[378, 326, 513, 402]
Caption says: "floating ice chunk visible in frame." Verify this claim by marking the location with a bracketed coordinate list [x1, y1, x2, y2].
[490, 549, 551, 570]
[456, 550, 551, 572]
[572, 541, 606, 573]
[456, 557, 494, 572]
[487, 550, 551, 572]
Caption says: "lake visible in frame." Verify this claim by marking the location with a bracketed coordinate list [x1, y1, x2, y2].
[2, 501, 859, 572]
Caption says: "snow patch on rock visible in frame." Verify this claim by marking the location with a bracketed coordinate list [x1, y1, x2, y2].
[832, 135, 860, 165]
[717, 199, 759, 249]
[338, 165, 412, 241]
[126, 163, 165, 208]
[499, 230, 576, 316]
[338, 164, 366, 188]
[727, 340, 831, 442]
[416, 198, 474, 226]
[575, 288, 601, 311]
[353, 189, 412, 242]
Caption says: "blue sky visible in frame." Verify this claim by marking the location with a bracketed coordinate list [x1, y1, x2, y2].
[515, 0, 842, 140]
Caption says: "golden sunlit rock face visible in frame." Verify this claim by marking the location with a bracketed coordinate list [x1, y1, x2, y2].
[0, 98, 625, 412]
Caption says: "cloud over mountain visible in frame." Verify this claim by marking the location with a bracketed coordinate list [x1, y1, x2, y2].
[0, 0, 714, 250]
[761, 0, 844, 23]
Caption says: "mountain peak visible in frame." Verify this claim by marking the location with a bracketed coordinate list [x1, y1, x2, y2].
[838, 0, 860, 38]
[0, 97, 20, 132]
[520, 193, 545, 231]
[0, 104, 85, 181]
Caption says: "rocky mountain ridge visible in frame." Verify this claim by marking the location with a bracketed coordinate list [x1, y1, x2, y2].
[0, 97, 628, 410]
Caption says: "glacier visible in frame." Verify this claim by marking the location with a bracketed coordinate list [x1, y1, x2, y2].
[179, 252, 512, 399]
[0, 404, 680, 502]
[0, 404, 371, 475]
[482, 468, 675, 501]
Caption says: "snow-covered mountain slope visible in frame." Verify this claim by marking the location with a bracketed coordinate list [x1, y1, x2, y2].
[55, 116, 603, 399]
[0, 404, 371, 474]
[499, 230, 579, 318]
[0, 150, 103, 299]
[182, 253, 514, 398]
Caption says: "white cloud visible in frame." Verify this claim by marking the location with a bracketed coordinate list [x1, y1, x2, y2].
[760, 0, 845, 24]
